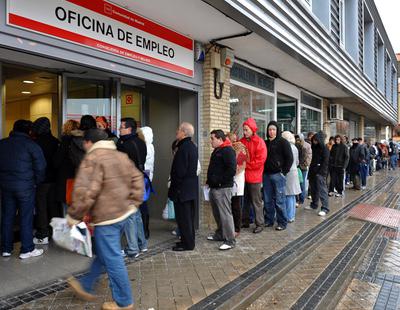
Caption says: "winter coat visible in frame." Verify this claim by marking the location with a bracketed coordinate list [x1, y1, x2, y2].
[140, 127, 155, 181]
[232, 141, 248, 196]
[34, 133, 60, 183]
[264, 121, 293, 175]
[168, 137, 199, 202]
[0, 132, 46, 192]
[285, 144, 301, 196]
[117, 133, 147, 172]
[240, 118, 267, 183]
[349, 144, 362, 174]
[297, 135, 312, 170]
[68, 140, 144, 224]
[207, 140, 237, 189]
[329, 143, 349, 169]
[309, 132, 330, 178]
[53, 130, 85, 202]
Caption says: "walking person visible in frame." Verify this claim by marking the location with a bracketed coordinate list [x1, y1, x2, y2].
[282, 131, 301, 223]
[239, 118, 267, 233]
[226, 132, 248, 237]
[206, 130, 237, 250]
[295, 134, 312, 207]
[305, 131, 330, 216]
[32, 117, 60, 244]
[263, 121, 293, 230]
[67, 129, 143, 310]
[168, 122, 199, 251]
[0, 120, 46, 259]
[328, 135, 349, 198]
[116, 118, 148, 257]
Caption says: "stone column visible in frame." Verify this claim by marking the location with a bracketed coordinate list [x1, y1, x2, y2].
[358, 115, 365, 140]
[199, 46, 231, 229]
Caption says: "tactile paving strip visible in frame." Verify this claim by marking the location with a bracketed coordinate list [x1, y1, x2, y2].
[348, 204, 400, 229]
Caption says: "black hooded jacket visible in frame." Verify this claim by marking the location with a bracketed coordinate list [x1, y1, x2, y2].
[309, 131, 330, 178]
[264, 121, 293, 175]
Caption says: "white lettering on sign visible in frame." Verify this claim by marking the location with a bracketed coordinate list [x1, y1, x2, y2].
[6, 0, 194, 77]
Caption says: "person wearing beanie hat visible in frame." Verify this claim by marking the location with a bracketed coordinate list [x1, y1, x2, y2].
[239, 118, 267, 233]
[32, 117, 60, 245]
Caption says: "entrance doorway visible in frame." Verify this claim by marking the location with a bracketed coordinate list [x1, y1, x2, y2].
[277, 93, 297, 133]
[2, 64, 59, 137]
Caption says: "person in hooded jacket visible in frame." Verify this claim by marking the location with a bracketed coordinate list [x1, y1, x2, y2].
[328, 135, 349, 197]
[31, 117, 60, 244]
[239, 118, 267, 233]
[295, 133, 312, 206]
[0, 120, 46, 259]
[206, 130, 237, 250]
[305, 131, 330, 216]
[263, 121, 293, 230]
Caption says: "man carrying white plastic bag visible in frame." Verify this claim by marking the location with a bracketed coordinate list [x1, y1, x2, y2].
[50, 218, 92, 257]
[65, 129, 144, 310]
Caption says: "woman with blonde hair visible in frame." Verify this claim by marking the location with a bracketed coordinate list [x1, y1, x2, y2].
[281, 131, 301, 223]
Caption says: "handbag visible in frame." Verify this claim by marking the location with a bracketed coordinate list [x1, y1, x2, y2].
[298, 168, 304, 184]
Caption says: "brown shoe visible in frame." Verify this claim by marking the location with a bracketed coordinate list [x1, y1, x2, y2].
[67, 277, 96, 301]
[102, 301, 134, 309]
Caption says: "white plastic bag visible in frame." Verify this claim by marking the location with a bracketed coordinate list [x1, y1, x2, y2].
[50, 217, 93, 257]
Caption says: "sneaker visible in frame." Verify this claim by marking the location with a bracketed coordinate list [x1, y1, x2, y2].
[361, 186, 366, 190]
[318, 210, 327, 217]
[2, 252, 11, 257]
[288, 219, 295, 223]
[101, 301, 133, 309]
[67, 277, 97, 302]
[171, 230, 177, 236]
[127, 252, 140, 259]
[33, 237, 49, 245]
[335, 193, 343, 197]
[253, 226, 263, 234]
[304, 205, 314, 210]
[275, 226, 286, 231]
[19, 248, 44, 259]
[328, 192, 334, 197]
[219, 243, 234, 251]
[296, 203, 300, 208]
[207, 235, 223, 241]
[307, 195, 311, 200]
[141, 248, 148, 253]
[121, 250, 127, 257]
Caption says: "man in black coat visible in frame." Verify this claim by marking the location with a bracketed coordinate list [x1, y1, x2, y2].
[328, 135, 349, 197]
[206, 130, 237, 250]
[0, 120, 46, 259]
[305, 131, 330, 216]
[168, 122, 199, 251]
[32, 117, 60, 244]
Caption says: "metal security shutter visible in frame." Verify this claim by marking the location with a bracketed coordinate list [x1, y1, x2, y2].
[331, 0, 340, 45]
[358, 0, 364, 70]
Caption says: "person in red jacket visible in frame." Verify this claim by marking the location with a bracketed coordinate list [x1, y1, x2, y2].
[240, 118, 267, 233]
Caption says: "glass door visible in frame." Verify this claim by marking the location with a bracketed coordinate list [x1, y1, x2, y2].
[63, 76, 115, 133]
[277, 93, 297, 133]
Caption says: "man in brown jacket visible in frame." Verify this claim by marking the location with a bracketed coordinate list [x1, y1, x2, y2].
[66, 129, 143, 310]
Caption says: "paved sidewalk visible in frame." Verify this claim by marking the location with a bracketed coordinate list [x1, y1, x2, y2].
[2, 170, 395, 310]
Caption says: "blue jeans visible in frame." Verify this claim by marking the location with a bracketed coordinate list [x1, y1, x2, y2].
[263, 173, 287, 227]
[359, 163, 368, 187]
[390, 155, 397, 170]
[1, 189, 35, 254]
[299, 169, 308, 204]
[124, 211, 148, 256]
[286, 195, 296, 221]
[80, 218, 133, 307]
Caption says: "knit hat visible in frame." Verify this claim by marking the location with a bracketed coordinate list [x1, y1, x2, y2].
[96, 116, 109, 129]
[32, 117, 51, 135]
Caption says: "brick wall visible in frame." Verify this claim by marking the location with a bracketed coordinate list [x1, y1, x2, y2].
[199, 46, 231, 229]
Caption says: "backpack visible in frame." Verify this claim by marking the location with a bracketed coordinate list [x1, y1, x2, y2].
[68, 137, 85, 170]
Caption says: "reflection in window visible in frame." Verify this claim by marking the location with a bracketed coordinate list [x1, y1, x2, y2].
[230, 83, 273, 139]
[301, 107, 321, 135]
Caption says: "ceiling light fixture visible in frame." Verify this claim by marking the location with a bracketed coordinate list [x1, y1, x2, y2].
[21, 91, 31, 94]
[23, 80, 34, 84]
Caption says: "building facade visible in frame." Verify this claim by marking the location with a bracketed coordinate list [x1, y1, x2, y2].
[0, 0, 398, 228]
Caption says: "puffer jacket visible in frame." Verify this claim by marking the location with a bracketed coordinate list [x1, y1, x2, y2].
[140, 126, 155, 181]
[0, 132, 46, 191]
[68, 140, 144, 224]
[240, 118, 267, 183]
